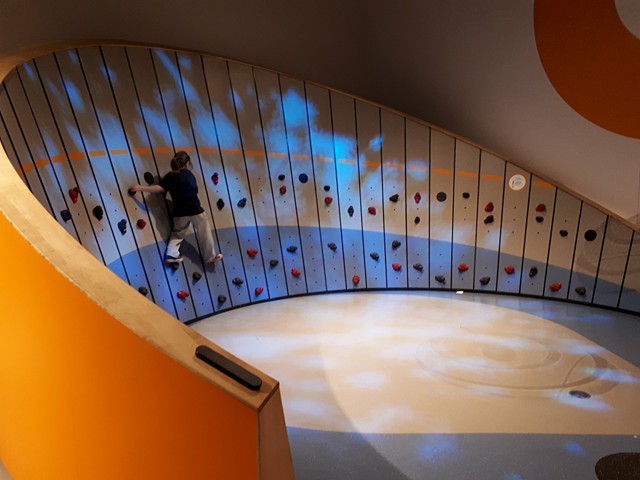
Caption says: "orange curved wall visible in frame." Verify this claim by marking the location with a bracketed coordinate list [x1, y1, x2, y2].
[0, 207, 258, 478]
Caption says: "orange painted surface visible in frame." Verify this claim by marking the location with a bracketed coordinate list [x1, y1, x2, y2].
[0, 211, 257, 480]
[535, 0, 640, 138]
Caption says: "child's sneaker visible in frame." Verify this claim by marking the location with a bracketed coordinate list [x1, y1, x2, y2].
[165, 255, 184, 264]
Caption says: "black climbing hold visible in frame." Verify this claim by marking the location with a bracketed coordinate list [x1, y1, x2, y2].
[529, 266, 538, 277]
[347, 206, 354, 217]
[138, 287, 148, 296]
[484, 215, 494, 224]
[559, 229, 568, 237]
[216, 198, 225, 210]
[299, 173, 308, 183]
[413, 263, 423, 272]
[584, 229, 597, 242]
[237, 198, 247, 208]
[170, 262, 180, 272]
[435, 275, 446, 284]
[575, 286, 587, 296]
[278, 174, 285, 181]
[389, 193, 399, 203]
[414, 216, 420, 225]
[569, 390, 591, 399]
[270, 259, 279, 267]
[60, 209, 72, 222]
[218, 295, 227, 304]
[328, 242, 337, 251]
[92, 205, 103, 221]
[287, 245, 298, 253]
[193, 272, 202, 282]
[436, 192, 447, 202]
[324, 185, 330, 192]
[535, 216, 544, 223]
[392, 240, 401, 249]
[479, 276, 490, 286]
[232, 277, 244, 286]
[144, 172, 155, 185]
[462, 192, 470, 199]
[127, 188, 136, 196]
[370, 252, 380, 261]
[117, 219, 127, 234]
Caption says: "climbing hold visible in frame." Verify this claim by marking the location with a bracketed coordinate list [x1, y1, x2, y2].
[247, 248, 258, 258]
[237, 198, 247, 208]
[370, 252, 380, 261]
[413, 263, 423, 272]
[324, 196, 333, 205]
[328, 242, 338, 251]
[484, 215, 494, 224]
[549, 282, 562, 292]
[324, 185, 330, 192]
[216, 198, 225, 210]
[232, 277, 244, 286]
[434, 275, 446, 284]
[92, 205, 103, 221]
[504, 265, 515, 275]
[535, 216, 544, 223]
[584, 229, 597, 242]
[436, 192, 447, 202]
[575, 286, 587, 296]
[291, 267, 301, 278]
[136, 219, 147, 229]
[144, 172, 155, 185]
[348, 206, 355, 217]
[177, 290, 190, 300]
[60, 209, 72, 222]
[270, 259, 279, 267]
[192, 272, 202, 281]
[127, 188, 136, 196]
[458, 263, 469, 273]
[278, 174, 285, 181]
[368, 206, 376, 215]
[559, 229, 568, 237]
[117, 219, 127, 234]
[462, 192, 470, 199]
[279, 185, 287, 195]
[484, 202, 494, 212]
[535, 203, 546, 212]
[68, 187, 80, 204]
[414, 192, 422, 204]
[287, 245, 298, 253]
[255, 286, 264, 296]
[212, 172, 219, 185]
[352, 274, 360, 285]
[218, 295, 227, 304]
[389, 193, 399, 203]
[414, 216, 420, 224]
[529, 266, 538, 277]
[479, 276, 491, 286]
[299, 173, 308, 183]
[170, 263, 180, 272]
[392, 263, 402, 272]
[138, 286, 148, 296]
[392, 240, 401, 249]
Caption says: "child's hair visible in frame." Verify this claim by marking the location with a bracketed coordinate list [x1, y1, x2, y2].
[170, 151, 192, 170]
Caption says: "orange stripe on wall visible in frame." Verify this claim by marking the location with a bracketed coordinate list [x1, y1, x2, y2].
[245, 150, 265, 157]
[222, 149, 243, 155]
[133, 147, 151, 155]
[533, 181, 555, 189]
[89, 150, 106, 157]
[68, 152, 85, 161]
[338, 159, 357, 165]
[176, 147, 195, 153]
[15, 167, 23, 177]
[408, 166, 428, 172]
[269, 152, 288, 158]
[384, 163, 404, 170]
[482, 174, 504, 181]
[362, 161, 380, 168]
[291, 154, 310, 161]
[199, 147, 218, 154]
[314, 156, 333, 163]
[35, 158, 49, 168]
[154, 147, 173, 154]
[456, 171, 477, 178]
[51, 155, 67, 163]
[110, 149, 128, 155]
[432, 168, 453, 175]
[22, 163, 34, 173]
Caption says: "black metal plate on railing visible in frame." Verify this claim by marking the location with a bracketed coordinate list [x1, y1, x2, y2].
[195, 345, 263, 391]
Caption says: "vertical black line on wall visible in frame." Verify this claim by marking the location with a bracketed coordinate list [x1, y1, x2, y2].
[450, 139, 457, 289]
[541, 187, 559, 293]
[427, 127, 433, 288]
[617, 230, 636, 309]
[591, 216, 610, 305]
[0, 103, 30, 188]
[472, 148, 482, 289]
[403, 117, 409, 287]
[567, 200, 584, 300]
[517, 173, 533, 295]
[357, 101, 373, 288]
[494, 160, 507, 289]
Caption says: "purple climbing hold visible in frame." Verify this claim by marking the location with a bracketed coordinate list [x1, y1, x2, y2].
[117, 219, 127, 235]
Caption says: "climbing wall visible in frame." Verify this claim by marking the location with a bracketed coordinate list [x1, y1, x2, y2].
[1, 45, 639, 323]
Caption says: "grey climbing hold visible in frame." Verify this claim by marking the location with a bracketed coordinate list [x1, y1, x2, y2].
[287, 245, 298, 253]
[415, 216, 420, 224]
[218, 295, 227, 304]
[529, 266, 538, 277]
[92, 205, 103, 221]
[232, 277, 244, 286]
[216, 198, 225, 210]
[117, 219, 127, 234]
[484, 215, 494, 224]
[270, 259, 279, 267]
[479, 276, 490, 286]
[389, 193, 399, 203]
[435, 275, 446, 284]
[584, 230, 597, 242]
[324, 185, 330, 191]
[560, 229, 568, 237]
[575, 286, 587, 296]
[462, 192, 470, 199]
[413, 263, 423, 272]
[392, 240, 401, 249]
[436, 192, 447, 202]
[192, 272, 202, 281]
[370, 252, 380, 261]
[138, 287, 148, 296]
[348, 206, 354, 217]
[60, 209, 72, 222]
[299, 173, 308, 183]
[328, 242, 337, 251]
[144, 172, 155, 185]
[535, 216, 544, 223]
[278, 174, 285, 181]
[237, 198, 247, 208]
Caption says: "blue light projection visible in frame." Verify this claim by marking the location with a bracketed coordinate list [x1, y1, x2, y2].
[563, 440, 588, 457]
[417, 435, 459, 464]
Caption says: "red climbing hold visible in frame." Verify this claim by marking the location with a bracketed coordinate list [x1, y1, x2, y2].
[414, 192, 422, 204]
[279, 185, 287, 195]
[247, 248, 258, 258]
[458, 263, 469, 273]
[255, 286, 264, 296]
[212, 172, 219, 185]
[484, 202, 494, 212]
[392, 263, 402, 271]
[535, 203, 546, 212]
[368, 207, 377, 215]
[352, 274, 360, 285]
[136, 219, 147, 229]
[324, 196, 333, 205]
[69, 187, 80, 204]
[291, 267, 301, 278]
[549, 282, 562, 292]
[177, 290, 190, 300]
[504, 265, 515, 275]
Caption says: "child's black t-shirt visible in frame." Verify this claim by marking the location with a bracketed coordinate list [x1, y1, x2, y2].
[160, 169, 204, 217]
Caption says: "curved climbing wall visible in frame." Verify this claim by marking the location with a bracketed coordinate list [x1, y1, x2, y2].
[2, 45, 639, 323]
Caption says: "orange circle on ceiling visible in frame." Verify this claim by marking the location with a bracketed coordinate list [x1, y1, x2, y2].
[534, 0, 640, 139]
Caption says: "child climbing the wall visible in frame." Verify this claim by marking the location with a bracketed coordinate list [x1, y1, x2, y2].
[130, 151, 223, 267]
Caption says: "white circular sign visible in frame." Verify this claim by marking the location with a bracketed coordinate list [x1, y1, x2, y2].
[508, 174, 527, 191]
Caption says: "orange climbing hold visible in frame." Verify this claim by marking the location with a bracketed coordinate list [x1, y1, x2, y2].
[279, 185, 287, 195]
[484, 202, 494, 212]
[69, 187, 80, 204]
[255, 286, 264, 296]
[324, 196, 333, 205]
[291, 267, 301, 278]
[247, 248, 258, 258]
[535, 203, 546, 212]
[352, 274, 360, 285]
[136, 219, 147, 229]
[458, 263, 469, 273]
[368, 207, 376, 215]
[392, 263, 402, 271]
[504, 265, 515, 275]
[549, 282, 562, 292]
[414, 192, 422, 204]
[177, 290, 190, 300]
